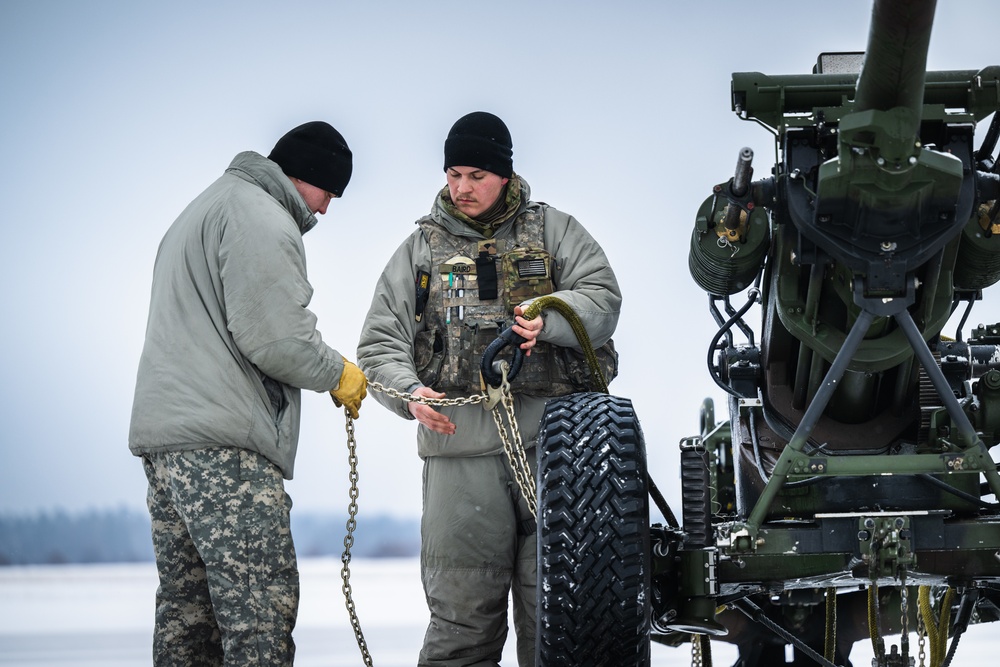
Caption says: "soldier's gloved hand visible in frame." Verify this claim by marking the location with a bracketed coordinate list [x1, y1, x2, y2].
[330, 359, 368, 419]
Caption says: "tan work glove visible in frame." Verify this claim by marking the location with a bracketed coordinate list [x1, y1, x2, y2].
[330, 359, 368, 419]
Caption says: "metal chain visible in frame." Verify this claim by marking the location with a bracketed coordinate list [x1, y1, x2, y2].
[900, 584, 910, 664]
[691, 633, 703, 667]
[337, 379, 536, 664]
[347, 377, 541, 654]
[340, 411, 374, 666]
[369, 379, 537, 516]
[368, 380, 487, 408]
[488, 372, 537, 517]
[917, 605, 927, 667]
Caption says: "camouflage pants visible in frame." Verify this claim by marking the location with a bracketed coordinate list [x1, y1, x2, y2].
[142, 447, 298, 667]
[419, 451, 537, 667]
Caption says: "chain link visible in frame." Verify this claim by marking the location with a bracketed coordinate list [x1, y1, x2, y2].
[487, 371, 537, 517]
[368, 379, 537, 516]
[691, 633, 703, 667]
[368, 380, 488, 408]
[900, 584, 910, 664]
[917, 608, 927, 667]
[338, 378, 537, 664]
[340, 411, 374, 666]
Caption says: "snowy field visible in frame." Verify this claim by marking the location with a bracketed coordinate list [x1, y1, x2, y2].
[0, 558, 994, 666]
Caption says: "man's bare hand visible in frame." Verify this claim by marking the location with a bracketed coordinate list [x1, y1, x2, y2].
[408, 386, 456, 435]
[512, 305, 543, 356]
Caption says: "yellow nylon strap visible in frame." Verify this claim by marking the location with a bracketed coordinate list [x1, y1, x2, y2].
[521, 295, 608, 393]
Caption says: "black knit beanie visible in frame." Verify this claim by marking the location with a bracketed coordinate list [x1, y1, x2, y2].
[268, 121, 353, 197]
[443, 112, 513, 178]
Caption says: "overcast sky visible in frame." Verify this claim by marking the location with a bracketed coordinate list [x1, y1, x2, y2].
[1, 0, 997, 522]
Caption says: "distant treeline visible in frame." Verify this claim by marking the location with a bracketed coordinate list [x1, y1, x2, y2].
[0, 507, 420, 566]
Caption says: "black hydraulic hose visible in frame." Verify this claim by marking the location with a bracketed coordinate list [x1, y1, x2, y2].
[724, 295, 757, 348]
[731, 598, 845, 667]
[648, 476, 680, 528]
[706, 288, 760, 398]
[942, 588, 980, 667]
[917, 474, 999, 509]
[708, 295, 735, 349]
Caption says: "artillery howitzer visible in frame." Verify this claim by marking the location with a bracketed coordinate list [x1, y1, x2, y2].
[527, 0, 1000, 664]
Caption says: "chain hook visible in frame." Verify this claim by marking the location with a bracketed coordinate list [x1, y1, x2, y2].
[484, 361, 510, 411]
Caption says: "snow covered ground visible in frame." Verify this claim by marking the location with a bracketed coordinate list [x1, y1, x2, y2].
[0, 558, 994, 666]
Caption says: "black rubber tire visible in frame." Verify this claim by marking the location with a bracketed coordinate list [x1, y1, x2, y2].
[536, 392, 651, 666]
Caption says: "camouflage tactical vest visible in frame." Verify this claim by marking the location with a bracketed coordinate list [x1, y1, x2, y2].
[413, 204, 618, 397]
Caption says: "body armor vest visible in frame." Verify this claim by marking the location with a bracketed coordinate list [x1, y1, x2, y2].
[413, 204, 617, 397]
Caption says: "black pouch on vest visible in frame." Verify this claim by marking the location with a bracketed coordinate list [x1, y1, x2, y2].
[476, 253, 498, 301]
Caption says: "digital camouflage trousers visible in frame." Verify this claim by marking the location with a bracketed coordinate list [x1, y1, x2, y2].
[142, 447, 298, 666]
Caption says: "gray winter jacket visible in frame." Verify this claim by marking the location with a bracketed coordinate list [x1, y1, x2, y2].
[129, 151, 345, 478]
[357, 178, 621, 458]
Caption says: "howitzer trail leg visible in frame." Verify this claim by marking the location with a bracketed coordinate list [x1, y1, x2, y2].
[746, 310, 876, 529]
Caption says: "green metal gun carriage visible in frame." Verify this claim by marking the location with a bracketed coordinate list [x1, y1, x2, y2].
[528, 1, 1000, 664]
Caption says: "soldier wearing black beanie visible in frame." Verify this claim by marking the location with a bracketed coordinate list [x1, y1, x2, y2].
[358, 109, 622, 667]
[443, 111, 514, 178]
[269, 120, 354, 197]
[131, 118, 366, 665]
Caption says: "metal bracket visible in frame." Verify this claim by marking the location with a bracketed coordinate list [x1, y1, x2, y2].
[857, 514, 916, 580]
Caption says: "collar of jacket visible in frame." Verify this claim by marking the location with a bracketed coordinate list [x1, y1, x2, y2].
[430, 175, 532, 239]
[225, 151, 319, 234]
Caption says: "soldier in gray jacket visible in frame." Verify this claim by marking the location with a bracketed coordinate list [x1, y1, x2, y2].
[129, 121, 367, 666]
[357, 112, 622, 666]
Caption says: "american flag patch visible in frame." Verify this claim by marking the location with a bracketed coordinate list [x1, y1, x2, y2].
[518, 258, 547, 278]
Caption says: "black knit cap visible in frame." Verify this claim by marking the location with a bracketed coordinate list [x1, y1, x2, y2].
[268, 121, 353, 197]
[443, 112, 513, 178]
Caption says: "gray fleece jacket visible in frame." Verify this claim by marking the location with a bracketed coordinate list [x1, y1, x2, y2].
[128, 151, 345, 478]
[357, 178, 622, 458]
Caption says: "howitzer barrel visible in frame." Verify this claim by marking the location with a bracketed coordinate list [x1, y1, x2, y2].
[854, 0, 936, 115]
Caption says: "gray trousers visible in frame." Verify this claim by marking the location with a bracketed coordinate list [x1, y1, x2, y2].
[419, 451, 537, 667]
[142, 447, 298, 667]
